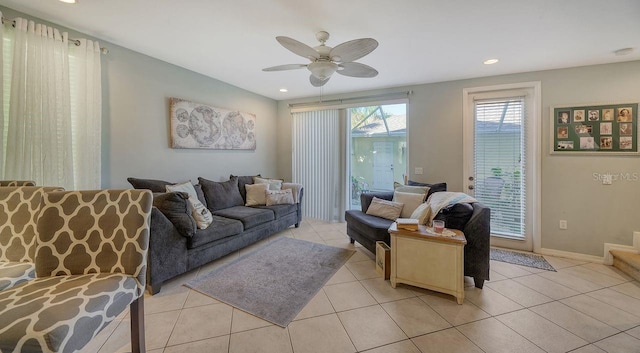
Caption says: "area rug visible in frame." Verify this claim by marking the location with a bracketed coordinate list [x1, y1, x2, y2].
[185, 237, 355, 327]
[490, 248, 556, 271]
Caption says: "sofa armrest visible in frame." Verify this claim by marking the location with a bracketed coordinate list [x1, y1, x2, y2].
[148, 207, 188, 293]
[152, 192, 196, 237]
[282, 182, 303, 203]
[360, 191, 394, 213]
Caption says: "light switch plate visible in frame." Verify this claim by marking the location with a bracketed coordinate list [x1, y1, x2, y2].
[414, 167, 423, 175]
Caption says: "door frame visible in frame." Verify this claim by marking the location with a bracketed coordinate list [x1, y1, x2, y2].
[462, 82, 542, 253]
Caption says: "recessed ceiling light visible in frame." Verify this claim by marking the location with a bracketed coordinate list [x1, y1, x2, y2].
[614, 47, 634, 56]
[59, 0, 77, 3]
[483, 59, 499, 65]
[279, 88, 288, 93]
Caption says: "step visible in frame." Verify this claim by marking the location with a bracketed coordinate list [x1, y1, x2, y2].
[610, 250, 640, 283]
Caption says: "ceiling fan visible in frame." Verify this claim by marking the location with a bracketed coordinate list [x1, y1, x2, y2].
[263, 31, 379, 87]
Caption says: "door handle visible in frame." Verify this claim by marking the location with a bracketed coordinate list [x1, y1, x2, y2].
[468, 185, 475, 190]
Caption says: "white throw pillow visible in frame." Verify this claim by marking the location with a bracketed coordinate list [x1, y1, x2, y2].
[245, 183, 269, 206]
[366, 197, 404, 221]
[166, 181, 213, 229]
[266, 189, 295, 206]
[410, 202, 430, 225]
[393, 181, 431, 195]
[393, 191, 426, 218]
[254, 176, 283, 190]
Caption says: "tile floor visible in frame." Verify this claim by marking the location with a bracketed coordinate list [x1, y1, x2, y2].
[82, 219, 640, 353]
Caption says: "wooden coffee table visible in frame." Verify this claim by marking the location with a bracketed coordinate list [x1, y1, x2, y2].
[388, 223, 467, 304]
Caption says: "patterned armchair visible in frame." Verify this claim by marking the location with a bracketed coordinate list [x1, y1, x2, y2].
[0, 189, 153, 353]
[0, 180, 36, 186]
[0, 186, 62, 290]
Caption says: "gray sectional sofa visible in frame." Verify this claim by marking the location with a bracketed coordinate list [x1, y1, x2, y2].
[128, 175, 303, 294]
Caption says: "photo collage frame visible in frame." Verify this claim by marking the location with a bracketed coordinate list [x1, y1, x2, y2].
[551, 103, 638, 155]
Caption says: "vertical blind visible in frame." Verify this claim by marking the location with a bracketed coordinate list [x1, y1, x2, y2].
[292, 109, 340, 221]
[474, 98, 526, 237]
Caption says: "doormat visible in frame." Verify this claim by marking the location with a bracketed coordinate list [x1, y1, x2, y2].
[185, 237, 354, 327]
[490, 248, 556, 271]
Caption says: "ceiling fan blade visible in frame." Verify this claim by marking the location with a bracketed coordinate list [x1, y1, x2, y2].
[262, 64, 307, 72]
[329, 38, 378, 62]
[337, 62, 378, 78]
[310, 75, 330, 87]
[276, 36, 320, 60]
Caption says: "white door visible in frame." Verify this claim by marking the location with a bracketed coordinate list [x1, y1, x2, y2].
[463, 83, 541, 252]
[372, 141, 394, 190]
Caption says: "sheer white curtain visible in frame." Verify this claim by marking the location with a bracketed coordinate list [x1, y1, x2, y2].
[0, 14, 102, 189]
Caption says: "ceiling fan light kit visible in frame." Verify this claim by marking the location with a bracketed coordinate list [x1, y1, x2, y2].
[263, 31, 379, 87]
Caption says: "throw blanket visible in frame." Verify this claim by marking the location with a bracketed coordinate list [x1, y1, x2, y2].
[423, 192, 477, 226]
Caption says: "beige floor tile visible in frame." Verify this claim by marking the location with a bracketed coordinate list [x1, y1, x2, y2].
[317, 230, 348, 241]
[579, 262, 632, 281]
[543, 256, 587, 269]
[229, 325, 293, 353]
[294, 289, 335, 321]
[569, 345, 607, 353]
[338, 305, 407, 351]
[183, 289, 220, 308]
[325, 266, 358, 285]
[347, 250, 373, 263]
[514, 274, 580, 299]
[411, 328, 484, 353]
[289, 314, 356, 353]
[538, 269, 604, 293]
[490, 260, 533, 278]
[529, 301, 619, 343]
[381, 298, 451, 338]
[324, 281, 377, 312]
[163, 336, 229, 353]
[486, 279, 553, 307]
[346, 260, 379, 280]
[231, 308, 273, 333]
[496, 309, 588, 353]
[626, 326, 640, 340]
[594, 333, 640, 353]
[167, 304, 232, 346]
[488, 270, 508, 282]
[361, 340, 420, 353]
[98, 310, 180, 352]
[463, 286, 523, 316]
[560, 266, 629, 287]
[144, 279, 191, 315]
[292, 232, 325, 243]
[457, 317, 545, 353]
[78, 318, 123, 353]
[609, 282, 640, 300]
[361, 278, 416, 303]
[324, 239, 357, 250]
[587, 288, 640, 317]
[419, 292, 490, 326]
[355, 247, 376, 260]
[513, 264, 548, 274]
[561, 295, 640, 331]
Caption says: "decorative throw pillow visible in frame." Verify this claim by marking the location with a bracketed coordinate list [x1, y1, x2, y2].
[254, 176, 283, 190]
[245, 183, 269, 206]
[410, 202, 430, 225]
[366, 197, 404, 221]
[152, 192, 196, 237]
[230, 174, 261, 201]
[407, 180, 447, 199]
[266, 189, 295, 206]
[128, 177, 172, 193]
[393, 191, 427, 218]
[393, 181, 431, 196]
[198, 176, 245, 212]
[166, 182, 213, 229]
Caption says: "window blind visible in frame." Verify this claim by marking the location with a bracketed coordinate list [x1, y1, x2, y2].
[474, 98, 526, 237]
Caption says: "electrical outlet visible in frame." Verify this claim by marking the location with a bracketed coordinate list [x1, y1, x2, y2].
[559, 220, 568, 230]
[414, 167, 423, 175]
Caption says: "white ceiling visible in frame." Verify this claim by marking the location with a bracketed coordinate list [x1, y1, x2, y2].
[1, 0, 639, 100]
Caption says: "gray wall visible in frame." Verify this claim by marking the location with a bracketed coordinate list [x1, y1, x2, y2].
[277, 60, 640, 257]
[0, 6, 278, 189]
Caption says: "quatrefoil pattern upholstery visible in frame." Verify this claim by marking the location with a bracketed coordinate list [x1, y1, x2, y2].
[0, 189, 152, 353]
[0, 180, 36, 187]
[0, 187, 63, 290]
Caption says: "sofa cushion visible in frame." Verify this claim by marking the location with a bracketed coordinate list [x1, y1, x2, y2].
[128, 177, 172, 192]
[434, 203, 474, 231]
[213, 206, 274, 229]
[187, 215, 244, 249]
[256, 204, 297, 219]
[153, 192, 196, 237]
[230, 174, 260, 202]
[0, 262, 35, 291]
[407, 180, 447, 200]
[199, 176, 245, 212]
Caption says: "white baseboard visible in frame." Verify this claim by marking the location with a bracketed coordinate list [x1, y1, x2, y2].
[539, 247, 603, 264]
[602, 231, 640, 265]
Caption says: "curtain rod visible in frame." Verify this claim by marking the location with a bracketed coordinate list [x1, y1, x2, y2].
[1, 16, 109, 54]
[288, 90, 412, 109]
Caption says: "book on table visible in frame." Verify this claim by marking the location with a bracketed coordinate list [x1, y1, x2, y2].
[395, 218, 419, 231]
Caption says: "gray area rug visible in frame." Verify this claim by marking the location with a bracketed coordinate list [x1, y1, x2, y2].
[490, 248, 556, 271]
[185, 237, 355, 327]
